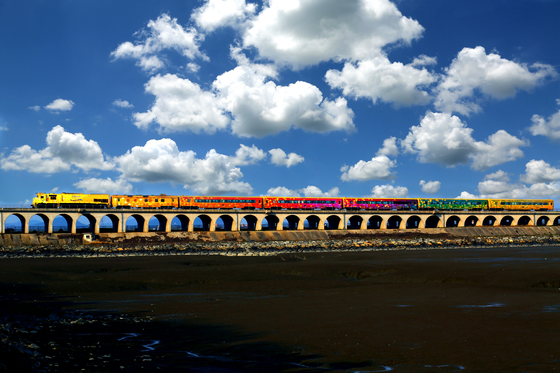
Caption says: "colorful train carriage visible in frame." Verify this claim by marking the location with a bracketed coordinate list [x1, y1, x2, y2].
[32, 193, 110, 208]
[111, 195, 179, 209]
[264, 196, 343, 210]
[180, 196, 263, 209]
[419, 198, 488, 210]
[344, 198, 418, 210]
[489, 199, 553, 211]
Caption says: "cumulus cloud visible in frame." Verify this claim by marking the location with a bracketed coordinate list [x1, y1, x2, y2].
[376, 137, 399, 157]
[528, 107, 560, 141]
[213, 49, 355, 137]
[115, 139, 258, 194]
[265, 185, 340, 197]
[45, 99, 74, 112]
[192, 0, 256, 32]
[269, 148, 304, 168]
[230, 144, 267, 166]
[112, 99, 134, 108]
[133, 74, 229, 134]
[325, 54, 436, 106]
[419, 180, 441, 194]
[0, 125, 113, 173]
[435, 46, 558, 115]
[520, 159, 560, 184]
[341, 155, 396, 182]
[242, 0, 424, 69]
[74, 177, 133, 194]
[28, 105, 41, 111]
[369, 184, 409, 198]
[402, 111, 527, 170]
[111, 14, 207, 73]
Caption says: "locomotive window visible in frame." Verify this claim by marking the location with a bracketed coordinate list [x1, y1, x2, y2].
[145, 199, 148, 202]
[49, 195, 57, 199]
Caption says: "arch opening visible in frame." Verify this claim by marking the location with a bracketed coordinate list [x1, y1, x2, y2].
[77, 215, 96, 233]
[5, 214, 26, 233]
[406, 216, 421, 229]
[367, 216, 383, 230]
[347, 216, 363, 230]
[125, 215, 145, 232]
[262, 215, 279, 231]
[100, 215, 119, 233]
[171, 215, 190, 231]
[500, 216, 513, 226]
[536, 216, 549, 226]
[482, 216, 495, 226]
[387, 216, 402, 229]
[425, 216, 440, 228]
[216, 215, 234, 231]
[325, 215, 341, 230]
[464, 216, 478, 227]
[517, 216, 531, 226]
[240, 215, 258, 231]
[554, 216, 560, 226]
[53, 214, 73, 233]
[446, 216, 460, 228]
[194, 215, 212, 231]
[283, 215, 300, 230]
[149, 215, 167, 232]
[305, 215, 320, 230]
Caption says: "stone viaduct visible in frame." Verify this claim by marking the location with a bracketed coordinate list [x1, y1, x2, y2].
[2, 208, 560, 234]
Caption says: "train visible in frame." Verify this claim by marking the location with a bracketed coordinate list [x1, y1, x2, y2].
[31, 193, 554, 211]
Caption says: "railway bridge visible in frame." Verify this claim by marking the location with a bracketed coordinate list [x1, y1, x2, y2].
[1, 208, 560, 235]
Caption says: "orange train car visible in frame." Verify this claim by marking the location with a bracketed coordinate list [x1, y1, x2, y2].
[488, 199, 553, 211]
[263, 196, 343, 210]
[180, 196, 263, 209]
[111, 195, 179, 209]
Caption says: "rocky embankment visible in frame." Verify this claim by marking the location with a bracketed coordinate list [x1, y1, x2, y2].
[1, 234, 560, 258]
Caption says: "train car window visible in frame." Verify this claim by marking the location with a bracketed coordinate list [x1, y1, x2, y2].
[145, 199, 148, 202]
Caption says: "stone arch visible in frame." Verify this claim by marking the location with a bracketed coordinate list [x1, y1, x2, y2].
[367, 215, 383, 229]
[149, 215, 168, 232]
[406, 216, 421, 229]
[387, 216, 402, 229]
[125, 215, 145, 232]
[517, 216, 532, 226]
[171, 215, 190, 231]
[305, 215, 321, 230]
[446, 215, 460, 228]
[241, 215, 258, 231]
[536, 216, 550, 226]
[53, 214, 73, 233]
[216, 215, 234, 231]
[283, 215, 300, 230]
[482, 216, 495, 226]
[5, 213, 27, 233]
[100, 214, 120, 233]
[347, 215, 363, 230]
[425, 216, 440, 228]
[500, 216, 514, 226]
[77, 214, 97, 233]
[325, 215, 341, 230]
[464, 216, 478, 227]
[195, 215, 212, 231]
[262, 215, 279, 230]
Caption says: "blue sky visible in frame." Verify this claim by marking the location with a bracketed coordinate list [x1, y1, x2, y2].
[1, 0, 560, 206]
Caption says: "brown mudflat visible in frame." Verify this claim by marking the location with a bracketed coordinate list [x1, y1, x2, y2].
[1, 246, 559, 372]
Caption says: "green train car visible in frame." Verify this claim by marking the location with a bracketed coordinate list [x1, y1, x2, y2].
[419, 198, 488, 210]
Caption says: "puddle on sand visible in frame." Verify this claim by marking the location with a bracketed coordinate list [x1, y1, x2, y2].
[455, 303, 505, 308]
[543, 305, 560, 313]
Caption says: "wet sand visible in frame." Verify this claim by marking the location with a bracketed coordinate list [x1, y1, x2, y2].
[1, 246, 560, 372]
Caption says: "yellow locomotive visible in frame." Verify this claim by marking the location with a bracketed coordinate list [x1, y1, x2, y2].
[32, 193, 110, 208]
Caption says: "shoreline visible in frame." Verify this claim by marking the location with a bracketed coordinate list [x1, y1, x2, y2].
[1, 233, 560, 258]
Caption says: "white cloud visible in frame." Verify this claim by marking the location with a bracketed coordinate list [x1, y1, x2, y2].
[133, 74, 229, 134]
[457, 191, 478, 199]
[520, 159, 560, 184]
[115, 139, 256, 195]
[111, 14, 207, 74]
[419, 180, 441, 194]
[74, 177, 133, 194]
[0, 125, 113, 173]
[45, 99, 74, 112]
[265, 185, 340, 197]
[112, 99, 134, 109]
[341, 155, 396, 181]
[469, 130, 528, 171]
[269, 148, 304, 168]
[376, 137, 399, 157]
[410, 55, 437, 67]
[435, 46, 558, 115]
[28, 105, 41, 111]
[402, 111, 527, 170]
[299, 186, 340, 197]
[484, 170, 510, 182]
[213, 50, 355, 137]
[192, 0, 256, 32]
[528, 108, 560, 141]
[325, 54, 436, 106]
[242, 0, 424, 69]
[266, 186, 300, 197]
[186, 62, 200, 73]
[230, 144, 267, 166]
[369, 184, 409, 198]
